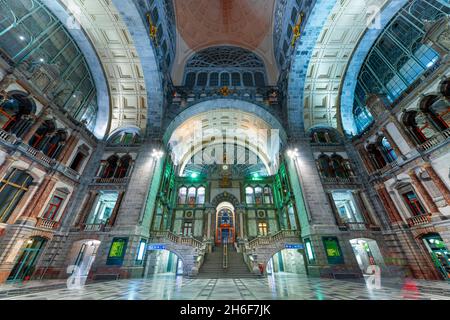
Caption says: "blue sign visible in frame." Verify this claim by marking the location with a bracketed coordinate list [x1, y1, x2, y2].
[148, 244, 166, 250]
[285, 243, 304, 249]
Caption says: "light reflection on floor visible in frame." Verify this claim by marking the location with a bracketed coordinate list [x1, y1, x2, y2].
[1, 273, 450, 300]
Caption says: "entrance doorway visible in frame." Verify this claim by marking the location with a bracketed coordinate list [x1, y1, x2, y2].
[266, 249, 307, 275]
[8, 237, 47, 282]
[349, 238, 385, 274]
[70, 240, 101, 284]
[215, 202, 236, 245]
[422, 234, 450, 280]
[145, 249, 184, 276]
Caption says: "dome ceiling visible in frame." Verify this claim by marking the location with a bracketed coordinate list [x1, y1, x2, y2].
[172, 0, 279, 85]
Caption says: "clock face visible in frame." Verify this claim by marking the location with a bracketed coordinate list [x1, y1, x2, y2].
[222, 165, 228, 170]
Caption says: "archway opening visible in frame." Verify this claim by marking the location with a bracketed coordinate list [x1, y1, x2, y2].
[67, 239, 101, 285]
[349, 238, 385, 274]
[144, 249, 184, 277]
[215, 201, 236, 246]
[7, 236, 47, 282]
[266, 248, 307, 276]
[422, 233, 450, 280]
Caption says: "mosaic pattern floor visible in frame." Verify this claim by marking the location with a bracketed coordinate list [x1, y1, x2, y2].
[2, 274, 450, 300]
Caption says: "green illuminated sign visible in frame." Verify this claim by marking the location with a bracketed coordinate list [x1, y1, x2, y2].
[322, 236, 344, 264]
[107, 237, 128, 265]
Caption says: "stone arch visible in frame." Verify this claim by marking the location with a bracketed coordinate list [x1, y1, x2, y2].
[211, 192, 240, 208]
[162, 98, 287, 145]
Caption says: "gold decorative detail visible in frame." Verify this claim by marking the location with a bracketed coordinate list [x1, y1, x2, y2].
[218, 86, 232, 96]
[291, 12, 305, 47]
[146, 13, 158, 47]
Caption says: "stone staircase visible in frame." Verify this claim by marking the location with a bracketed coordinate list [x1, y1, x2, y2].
[197, 244, 257, 279]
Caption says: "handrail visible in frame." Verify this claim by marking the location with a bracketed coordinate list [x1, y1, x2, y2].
[247, 229, 300, 248]
[149, 230, 203, 249]
[223, 239, 228, 269]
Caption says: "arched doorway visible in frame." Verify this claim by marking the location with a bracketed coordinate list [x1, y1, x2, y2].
[266, 248, 307, 275]
[421, 233, 450, 280]
[144, 249, 184, 277]
[349, 238, 385, 274]
[7, 236, 47, 282]
[215, 201, 236, 245]
[67, 239, 101, 285]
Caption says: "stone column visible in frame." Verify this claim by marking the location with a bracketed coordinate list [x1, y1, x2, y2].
[353, 190, 375, 225]
[238, 210, 244, 239]
[19, 175, 58, 223]
[57, 132, 79, 165]
[422, 162, 450, 206]
[388, 114, 416, 149]
[357, 145, 375, 173]
[375, 184, 403, 223]
[408, 169, 439, 214]
[206, 209, 212, 239]
[22, 108, 50, 144]
[381, 127, 405, 159]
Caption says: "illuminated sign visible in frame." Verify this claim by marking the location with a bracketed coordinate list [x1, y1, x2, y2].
[106, 237, 128, 266]
[285, 243, 304, 249]
[148, 244, 166, 250]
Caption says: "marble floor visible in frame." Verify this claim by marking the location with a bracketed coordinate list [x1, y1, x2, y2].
[1, 273, 450, 300]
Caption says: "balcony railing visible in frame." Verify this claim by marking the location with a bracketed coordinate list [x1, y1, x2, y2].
[83, 223, 105, 232]
[417, 128, 450, 152]
[91, 177, 130, 184]
[321, 176, 360, 185]
[36, 217, 59, 230]
[407, 214, 432, 227]
[247, 229, 300, 248]
[149, 230, 203, 249]
[345, 222, 368, 231]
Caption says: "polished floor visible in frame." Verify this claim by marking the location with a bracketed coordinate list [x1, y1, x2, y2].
[1, 273, 450, 300]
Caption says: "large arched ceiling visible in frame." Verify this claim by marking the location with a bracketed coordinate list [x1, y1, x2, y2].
[49, 0, 162, 136]
[171, 0, 279, 85]
[289, 0, 394, 135]
[167, 105, 285, 175]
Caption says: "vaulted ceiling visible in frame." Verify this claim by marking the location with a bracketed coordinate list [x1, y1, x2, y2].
[171, 0, 279, 85]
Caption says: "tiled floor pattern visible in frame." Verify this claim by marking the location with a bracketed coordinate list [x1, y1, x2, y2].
[2, 274, 450, 300]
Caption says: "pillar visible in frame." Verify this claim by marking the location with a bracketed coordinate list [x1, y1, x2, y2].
[375, 184, 404, 224]
[422, 162, 450, 206]
[408, 169, 439, 214]
[353, 190, 375, 226]
[57, 132, 79, 165]
[388, 115, 416, 149]
[19, 175, 58, 222]
[22, 108, 50, 144]
[0, 73, 16, 91]
[357, 145, 375, 173]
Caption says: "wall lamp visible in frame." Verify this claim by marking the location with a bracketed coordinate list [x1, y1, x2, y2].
[151, 149, 164, 159]
[287, 148, 299, 159]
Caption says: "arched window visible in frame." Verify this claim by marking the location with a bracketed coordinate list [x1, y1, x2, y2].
[196, 187, 205, 204]
[115, 155, 132, 178]
[220, 73, 230, 86]
[441, 78, 450, 98]
[263, 186, 272, 204]
[185, 72, 196, 88]
[0, 93, 35, 137]
[0, 169, 33, 223]
[245, 187, 254, 204]
[187, 187, 196, 205]
[330, 155, 348, 178]
[231, 72, 241, 86]
[29, 120, 56, 149]
[403, 110, 436, 144]
[380, 137, 397, 163]
[178, 187, 187, 204]
[254, 186, 263, 205]
[366, 144, 386, 169]
[196, 72, 208, 86]
[209, 73, 219, 86]
[402, 190, 426, 216]
[243, 72, 254, 87]
[419, 95, 449, 132]
[318, 155, 334, 178]
[102, 155, 119, 178]
[41, 129, 67, 158]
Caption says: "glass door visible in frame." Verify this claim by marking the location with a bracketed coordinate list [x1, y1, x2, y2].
[8, 237, 47, 282]
[423, 234, 450, 280]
